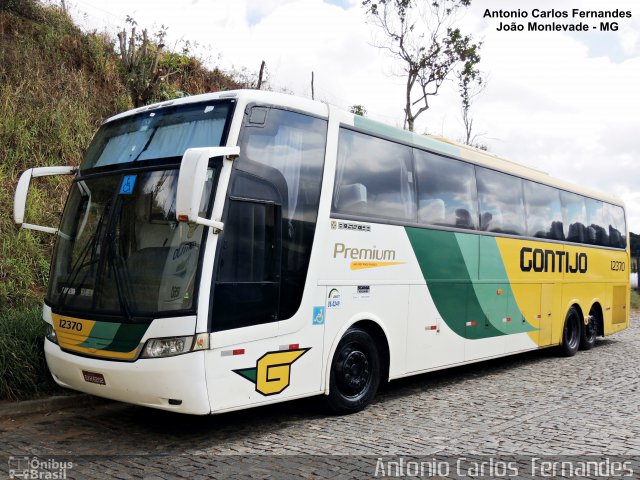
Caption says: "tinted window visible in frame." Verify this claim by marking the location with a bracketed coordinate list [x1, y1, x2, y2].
[604, 203, 627, 248]
[217, 200, 277, 283]
[212, 199, 280, 330]
[333, 129, 416, 221]
[585, 198, 607, 246]
[560, 191, 587, 243]
[226, 108, 327, 322]
[523, 181, 564, 240]
[477, 167, 526, 235]
[414, 149, 478, 229]
[241, 109, 326, 226]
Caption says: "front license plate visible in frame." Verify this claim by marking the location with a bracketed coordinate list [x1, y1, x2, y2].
[82, 371, 106, 386]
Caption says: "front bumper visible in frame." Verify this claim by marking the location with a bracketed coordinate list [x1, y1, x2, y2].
[45, 339, 211, 414]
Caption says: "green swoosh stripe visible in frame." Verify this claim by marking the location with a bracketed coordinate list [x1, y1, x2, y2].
[79, 321, 148, 352]
[405, 228, 536, 339]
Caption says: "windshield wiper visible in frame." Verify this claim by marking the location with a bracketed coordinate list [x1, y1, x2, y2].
[132, 126, 159, 162]
[106, 229, 134, 322]
[57, 197, 112, 308]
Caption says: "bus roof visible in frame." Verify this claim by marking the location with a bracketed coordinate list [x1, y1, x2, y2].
[104, 89, 329, 124]
[104, 90, 624, 208]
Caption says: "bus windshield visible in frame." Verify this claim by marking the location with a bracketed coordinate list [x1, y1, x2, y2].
[46, 100, 233, 319]
[46, 168, 216, 319]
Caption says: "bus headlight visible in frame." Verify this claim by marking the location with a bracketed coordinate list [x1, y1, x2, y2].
[142, 336, 193, 358]
[141, 333, 209, 359]
[45, 323, 58, 344]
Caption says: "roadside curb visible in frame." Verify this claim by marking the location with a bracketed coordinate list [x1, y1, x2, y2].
[0, 394, 110, 419]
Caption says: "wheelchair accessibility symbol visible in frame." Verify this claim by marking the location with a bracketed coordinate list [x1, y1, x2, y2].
[119, 175, 137, 195]
[312, 306, 325, 325]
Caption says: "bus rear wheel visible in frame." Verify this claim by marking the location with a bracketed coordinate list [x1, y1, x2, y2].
[325, 327, 380, 414]
[580, 306, 599, 350]
[560, 307, 581, 357]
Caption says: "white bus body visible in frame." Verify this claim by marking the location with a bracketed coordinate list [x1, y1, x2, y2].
[15, 90, 629, 414]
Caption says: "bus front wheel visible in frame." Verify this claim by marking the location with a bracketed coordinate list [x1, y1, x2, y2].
[560, 307, 581, 357]
[325, 327, 380, 414]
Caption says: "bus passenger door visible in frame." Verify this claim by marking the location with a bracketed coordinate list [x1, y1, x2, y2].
[210, 198, 281, 331]
[206, 198, 286, 412]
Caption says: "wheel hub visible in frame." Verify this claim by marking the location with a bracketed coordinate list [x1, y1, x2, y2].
[339, 350, 370, 394]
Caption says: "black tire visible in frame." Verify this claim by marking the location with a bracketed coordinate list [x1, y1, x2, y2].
[579, 306, 599, 350]
[560, 306, 581, 357]
[325, 327, 381, 414]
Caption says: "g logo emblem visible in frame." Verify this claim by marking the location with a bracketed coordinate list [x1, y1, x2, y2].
[234, 348, 310, 396]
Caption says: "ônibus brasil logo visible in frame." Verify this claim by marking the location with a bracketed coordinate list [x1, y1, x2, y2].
[234, 348, 310, 396]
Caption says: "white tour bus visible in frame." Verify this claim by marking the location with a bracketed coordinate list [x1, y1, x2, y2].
[14, 90, 629, 414]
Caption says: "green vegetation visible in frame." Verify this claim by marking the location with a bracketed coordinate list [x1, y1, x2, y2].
[1, 1, 128, 310]
[0, 0, 255, 400]
[0, 307, 57, 400]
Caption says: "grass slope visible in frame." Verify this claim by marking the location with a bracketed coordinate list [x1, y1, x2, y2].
[0, 1, 244, 399]
[1, 2, 130, 310]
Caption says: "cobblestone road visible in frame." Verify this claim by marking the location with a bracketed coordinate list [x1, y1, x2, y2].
[1, 313, 638, 479]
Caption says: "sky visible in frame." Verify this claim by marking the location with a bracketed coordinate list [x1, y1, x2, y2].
[66, 0, 640, 233]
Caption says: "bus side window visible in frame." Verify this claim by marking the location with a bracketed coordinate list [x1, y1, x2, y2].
[414, 149, 478, 229]
[560, 191, 588, 244]
[523, 180, 564, 240]
[333, 128, 415, 222]
[476, 167, 526, 236]
[585, 198, 607, 246]
[604, 203, 626, 249]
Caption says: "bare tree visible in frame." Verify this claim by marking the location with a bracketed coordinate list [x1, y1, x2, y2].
[457, 58, 484, 146]
[363, 0, 481, 132]
[257, 60, 266, 89]
[117, 17, 182, 107]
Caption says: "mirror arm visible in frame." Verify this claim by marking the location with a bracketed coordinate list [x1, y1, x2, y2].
[20, 223, 58, 234]
[193, 218, 225, 233]
[14, 166, 77, 233]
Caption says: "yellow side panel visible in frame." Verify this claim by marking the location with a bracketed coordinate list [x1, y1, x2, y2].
[495, 237, 629, 346]
[612, 286, 628, 324]
[539, 284, 554, 346]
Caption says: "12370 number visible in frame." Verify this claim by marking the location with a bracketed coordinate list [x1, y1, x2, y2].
[611, 261, 625, 272]
[59, 319, 83, 331]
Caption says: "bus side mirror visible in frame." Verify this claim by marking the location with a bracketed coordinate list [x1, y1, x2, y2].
[176, 146, 240, 232]
[14, 166, 77, 234]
